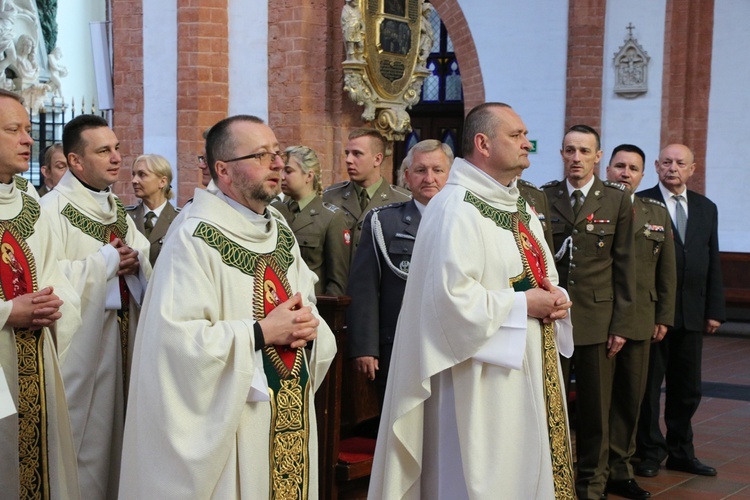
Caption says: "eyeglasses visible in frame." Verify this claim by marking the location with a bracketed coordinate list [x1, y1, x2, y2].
[197, 155, 206, 164]
[220, 151, 288, 165]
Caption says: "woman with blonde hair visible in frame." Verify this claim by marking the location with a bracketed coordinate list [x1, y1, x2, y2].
[126, 154, 179, 265]
[273, 145, 350, 295]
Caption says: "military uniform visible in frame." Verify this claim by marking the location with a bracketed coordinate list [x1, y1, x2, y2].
[608, 196, 676, 482]
[272, 195, 350, 296]
[126, 201, 180, 266]
[346, 200, 420, 404]
[518, 178, 554, 251]
[543, 176, 636, 499]
[323, 177, 410, 259]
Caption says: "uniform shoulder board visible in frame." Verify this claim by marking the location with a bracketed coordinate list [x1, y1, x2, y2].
[603, 180, 627, 191]
[175, 206, 182, 212]
[541, 180, 561, 189]
[267, 205, 286, 222]
[517, 178, 542, 191]
[125, 204, 138, 211]
[640, 197, 666, 209]
[322, 201, 340, 213]
[323, 180, 349, 193]
[371, 201, 408, 213]
[388, 184, 412, 197]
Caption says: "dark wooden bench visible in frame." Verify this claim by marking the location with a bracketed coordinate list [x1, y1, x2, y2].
[721, 252, 750, 309]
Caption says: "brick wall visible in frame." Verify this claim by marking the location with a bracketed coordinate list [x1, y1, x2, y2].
[176, 0, 229, 206]
[111, 0, 144, 205]
[660, 0, 714, 194]
[564, 0, 606, 131]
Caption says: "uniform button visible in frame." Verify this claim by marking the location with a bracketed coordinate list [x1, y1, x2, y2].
[570, 264, 576, 268]
[569, 280, 575, 285]
[599, 230, 605, 235]
[573, 246, 578, 251]
[403, 247, 408, 252]
[573, 229, 578, 235]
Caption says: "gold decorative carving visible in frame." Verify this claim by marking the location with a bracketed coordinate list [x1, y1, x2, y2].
[341, 0, 435, 141]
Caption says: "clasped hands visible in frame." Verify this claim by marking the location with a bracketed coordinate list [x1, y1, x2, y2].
[7, 286, 63, 330]
[111, 238, 140, 276]
[525, 277, 572, 324]
[258, 292, 319, 349]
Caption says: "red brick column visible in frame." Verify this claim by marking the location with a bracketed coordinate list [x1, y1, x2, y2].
[430, 0, 485, 114]
[111, 0, 144, 205]
[564, 0, 607, 131]
[660, 0, 714, 194]
[175, 0, 229, 206]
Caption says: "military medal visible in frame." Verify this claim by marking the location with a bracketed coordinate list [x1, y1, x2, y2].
[586, 213, 594, 232]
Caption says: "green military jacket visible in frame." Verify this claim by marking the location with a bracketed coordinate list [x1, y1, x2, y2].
[518, 178, 554, 252]
[543, 176, 636, 345]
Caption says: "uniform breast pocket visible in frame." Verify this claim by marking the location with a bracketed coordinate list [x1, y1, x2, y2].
[388, 237, 415, 274]
[585, 223, 616, 256]
[644, 231, 665, 261]
[297, 234, 323, 268]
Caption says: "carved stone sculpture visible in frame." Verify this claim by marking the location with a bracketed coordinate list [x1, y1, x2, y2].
[47, 45, 67, 97]
[613, 23, 650, 98]
[13, 32, 38, 81]
[341, 0, 365, 63]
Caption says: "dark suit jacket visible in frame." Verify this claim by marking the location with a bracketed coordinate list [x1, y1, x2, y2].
[346, 200, 420, 379]
[323, 177, 411, 257]
[272, 196, 350, 296]
[636, 185, 725, 330]
[127, 201, 179, 266]
[632, 196, 677, 340]
[544, 176, 636, 344]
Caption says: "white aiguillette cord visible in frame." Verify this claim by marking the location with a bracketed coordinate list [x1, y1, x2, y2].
[371, 210, 409, 281]
[554, 235, 573, 263]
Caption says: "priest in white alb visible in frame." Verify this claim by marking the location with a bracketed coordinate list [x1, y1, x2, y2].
[369, 103, 576, 499]
[0, 89, 81, 499]
[40, 115, 151, 499]
[119, 115, 336, 499]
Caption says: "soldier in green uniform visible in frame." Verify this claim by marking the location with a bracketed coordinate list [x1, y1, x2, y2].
[273, 145, 350, 296]
[543, 125, 636, 500]
[323, 128, 410, 259]
[603, 144, 676, 499]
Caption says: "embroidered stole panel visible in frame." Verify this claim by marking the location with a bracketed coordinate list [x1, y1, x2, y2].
[193, 221, 311, 499]
[464, 191, 575, 498]
[0, 194, 50, 499]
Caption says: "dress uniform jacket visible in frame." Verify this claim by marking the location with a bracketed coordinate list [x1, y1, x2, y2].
[127, 201, 179, 266]
[543, 176, 636, 344]
[518, 178, 554, 252]
[323, 177, 410, 259]
[272, 196, 350, 296]
[346, 200, 420, 397]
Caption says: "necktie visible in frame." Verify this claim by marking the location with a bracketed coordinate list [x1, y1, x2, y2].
[144, 211, 156, 238]
[288, 200, 300, 220]
[572, 190, 583, 217]
[358, 189, 369, 212]
[673, 194, 687, 241]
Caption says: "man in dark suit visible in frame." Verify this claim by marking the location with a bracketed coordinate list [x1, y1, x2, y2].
[323, 128, 410, 259]
[635, 144, 725, 477]
[543, 125, 636, 500]
[347, 139, 452, 404]
[604, 144, 677, 499]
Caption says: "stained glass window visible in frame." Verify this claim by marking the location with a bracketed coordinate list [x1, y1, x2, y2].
[420, 4, 463, 104]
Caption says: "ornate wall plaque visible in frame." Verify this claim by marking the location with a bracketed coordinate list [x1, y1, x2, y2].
[341, 0, 434, 141]
[613, 23, 650, 99]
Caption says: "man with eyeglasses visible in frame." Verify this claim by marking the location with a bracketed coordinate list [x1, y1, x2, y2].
[323, 128, 410, 259]
[39, 114, 151, 499]
[120, 114, 336, 499]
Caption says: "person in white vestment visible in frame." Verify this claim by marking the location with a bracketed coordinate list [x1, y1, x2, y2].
[368, 103, 576, 499]
[0, 89, 81, 499]
[119, 115, 336, 499]
[40, 114, 151, 499]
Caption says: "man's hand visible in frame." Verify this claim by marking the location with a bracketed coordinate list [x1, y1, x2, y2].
[652, 324, 668, 342]
[355, 356, 379, 381]
[259, 292, 319, 348]
[607, 334, 626, 358]
[7, 287, 63, 329]
[526, 278, 572, 323]
[705, 319, 721, 335]
[112, 238, 140, 276]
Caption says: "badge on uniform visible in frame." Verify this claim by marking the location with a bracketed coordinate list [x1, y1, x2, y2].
[399, 260, 410, 273]
[343, 230, 351, 245]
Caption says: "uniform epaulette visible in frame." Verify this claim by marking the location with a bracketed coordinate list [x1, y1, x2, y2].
[322, 201, 340, 213]
[388, 184, 412, 197]
[267, 205, 286, 222]
[323, 181, 350, 193]
[175, 206, 181, 212]
[125, 204, 137, 211]
[517, 178, 542, 191]
[603, 180, 627, 191]
[640, 197, 666, 209]
[541, 180, 561, 189]
[371, 200, 409, 213]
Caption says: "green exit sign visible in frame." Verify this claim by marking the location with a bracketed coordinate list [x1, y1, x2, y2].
[529, 140, 537, 153]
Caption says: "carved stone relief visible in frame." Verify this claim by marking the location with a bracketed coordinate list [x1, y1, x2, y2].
[613, 23, 650, 99]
